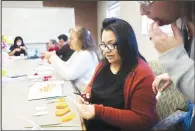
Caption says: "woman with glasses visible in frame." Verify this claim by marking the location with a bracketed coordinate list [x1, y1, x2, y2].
[44, 27, 99, 92]
[76, 18, 159, 131]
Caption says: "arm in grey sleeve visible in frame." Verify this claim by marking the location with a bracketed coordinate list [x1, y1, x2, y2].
[159, 45, 194, 103]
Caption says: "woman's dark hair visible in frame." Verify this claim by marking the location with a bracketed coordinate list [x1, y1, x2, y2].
[101, 17, 146, 74]
[73, 26, 99, 60]
[13, 36, 25, 47]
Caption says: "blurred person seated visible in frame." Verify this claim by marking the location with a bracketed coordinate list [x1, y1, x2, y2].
[44, 27, 99, 92]
[56, 34, 74, 61]
[8, 36, 27, 56]
[47, 39, 59, 52]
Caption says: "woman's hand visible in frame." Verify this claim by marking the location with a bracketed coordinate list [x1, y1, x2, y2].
[76, 93, 90, 104]
[14, 48, 21, 52]
[20, 46, 26, 50]
[44, 51, 56, 61]
[76, 103, 95, 120]
[149, 22, 183, 54]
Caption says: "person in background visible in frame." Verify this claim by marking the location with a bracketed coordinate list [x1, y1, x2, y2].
[76, 18, 159, 131]
[140, 1, 195, 129]
[56, 34, 74, 61]
[139, 1, 194, 103]
[44, 27, 99, 92]
[47, 39, 59, 52]
[8, 36, 27, 56]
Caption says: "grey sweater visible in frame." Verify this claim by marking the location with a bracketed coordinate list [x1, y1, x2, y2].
[159, 38, 194, 103]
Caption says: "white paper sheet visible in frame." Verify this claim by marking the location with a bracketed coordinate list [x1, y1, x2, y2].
[34, 66, 54, 72]
[2, 76, 27, 83]
[9, 56, 28, 60]
[28, 81, 64, 101]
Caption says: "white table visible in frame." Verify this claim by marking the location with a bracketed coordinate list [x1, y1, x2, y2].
[2, 58, 83, 130]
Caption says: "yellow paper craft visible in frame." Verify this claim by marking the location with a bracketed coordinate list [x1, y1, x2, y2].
[56, 97, 65, 103]
[55, 107, 70, 117]
[61, 113, 76, 122]
[56, 102, 68, 109]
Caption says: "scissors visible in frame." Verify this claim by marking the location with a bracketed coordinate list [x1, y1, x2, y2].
[72, 84, 90, 103]
[73, 92, 90, 102]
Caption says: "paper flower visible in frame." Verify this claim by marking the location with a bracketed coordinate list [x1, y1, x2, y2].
[2, 40, 7, 49]
[2, 35, 14, 44]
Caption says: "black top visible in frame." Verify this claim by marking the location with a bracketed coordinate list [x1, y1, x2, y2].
[56, 44, 74, 61]
[86, 65, 125, 131]
[9, 45, 27, 56]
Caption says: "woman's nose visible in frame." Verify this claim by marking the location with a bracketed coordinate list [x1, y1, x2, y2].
[104, 47, 111, 53]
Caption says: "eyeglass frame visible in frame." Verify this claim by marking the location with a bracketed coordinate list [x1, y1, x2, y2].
[99, 43, 118, 52]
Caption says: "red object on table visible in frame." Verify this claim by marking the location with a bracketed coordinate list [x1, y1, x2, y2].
[42, 76, 52, 81]
[43, 76, 52, 79]
[41, 55, 44, 60]
[34, 73, 38, 76]
[43, 77, 49, 81]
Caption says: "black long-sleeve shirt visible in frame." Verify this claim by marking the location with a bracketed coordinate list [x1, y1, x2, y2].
[56, 44, 74, 61]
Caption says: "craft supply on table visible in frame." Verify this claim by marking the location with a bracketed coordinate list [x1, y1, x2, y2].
[60, 113, 76, 122]
[28, 81, 64, 101]
[36, 105, 47, 111]
[56, 107, 70, 117]
[33, 111, 49, 116]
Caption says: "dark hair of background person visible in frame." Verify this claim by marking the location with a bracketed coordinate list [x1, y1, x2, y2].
[101, 17, 146, 76]
[58, 34, 68, 42]
[13, 36, 25, 47]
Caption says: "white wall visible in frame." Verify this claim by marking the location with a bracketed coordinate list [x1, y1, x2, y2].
[2, 1, 46, 51]
[97, 1, 159, 61]
[97, 1, 109, 58]
[2, 8, 75, 43]
[2, 1, 43, 8]
[97, 1, 108, 45]
[2, 1, 75, 52]
[120, 1, 158, 61]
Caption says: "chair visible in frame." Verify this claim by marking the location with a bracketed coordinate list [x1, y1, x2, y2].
[148, 60, 194, 130]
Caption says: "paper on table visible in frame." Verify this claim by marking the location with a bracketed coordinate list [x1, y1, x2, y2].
[34, 66, 54, 72]
[66, 96, 78, 105]
[33, 111, 48, 116]
[36, 105, 47, 111]
[66, 96, 86, 112]
[9, 56, 28, 60]
[2, 76, 27, 83]
[28, 75, 43, 80]
[33, 71, 53, 77]
[17, 116, 43, 130]
[28, 81, 64, 101]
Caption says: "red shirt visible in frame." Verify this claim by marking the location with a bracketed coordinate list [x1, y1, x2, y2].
[48, 46, 59, 52]
[84, 59, 159, 130]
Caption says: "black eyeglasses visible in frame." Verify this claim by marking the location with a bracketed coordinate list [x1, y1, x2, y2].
[99, 43, 118, 52]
